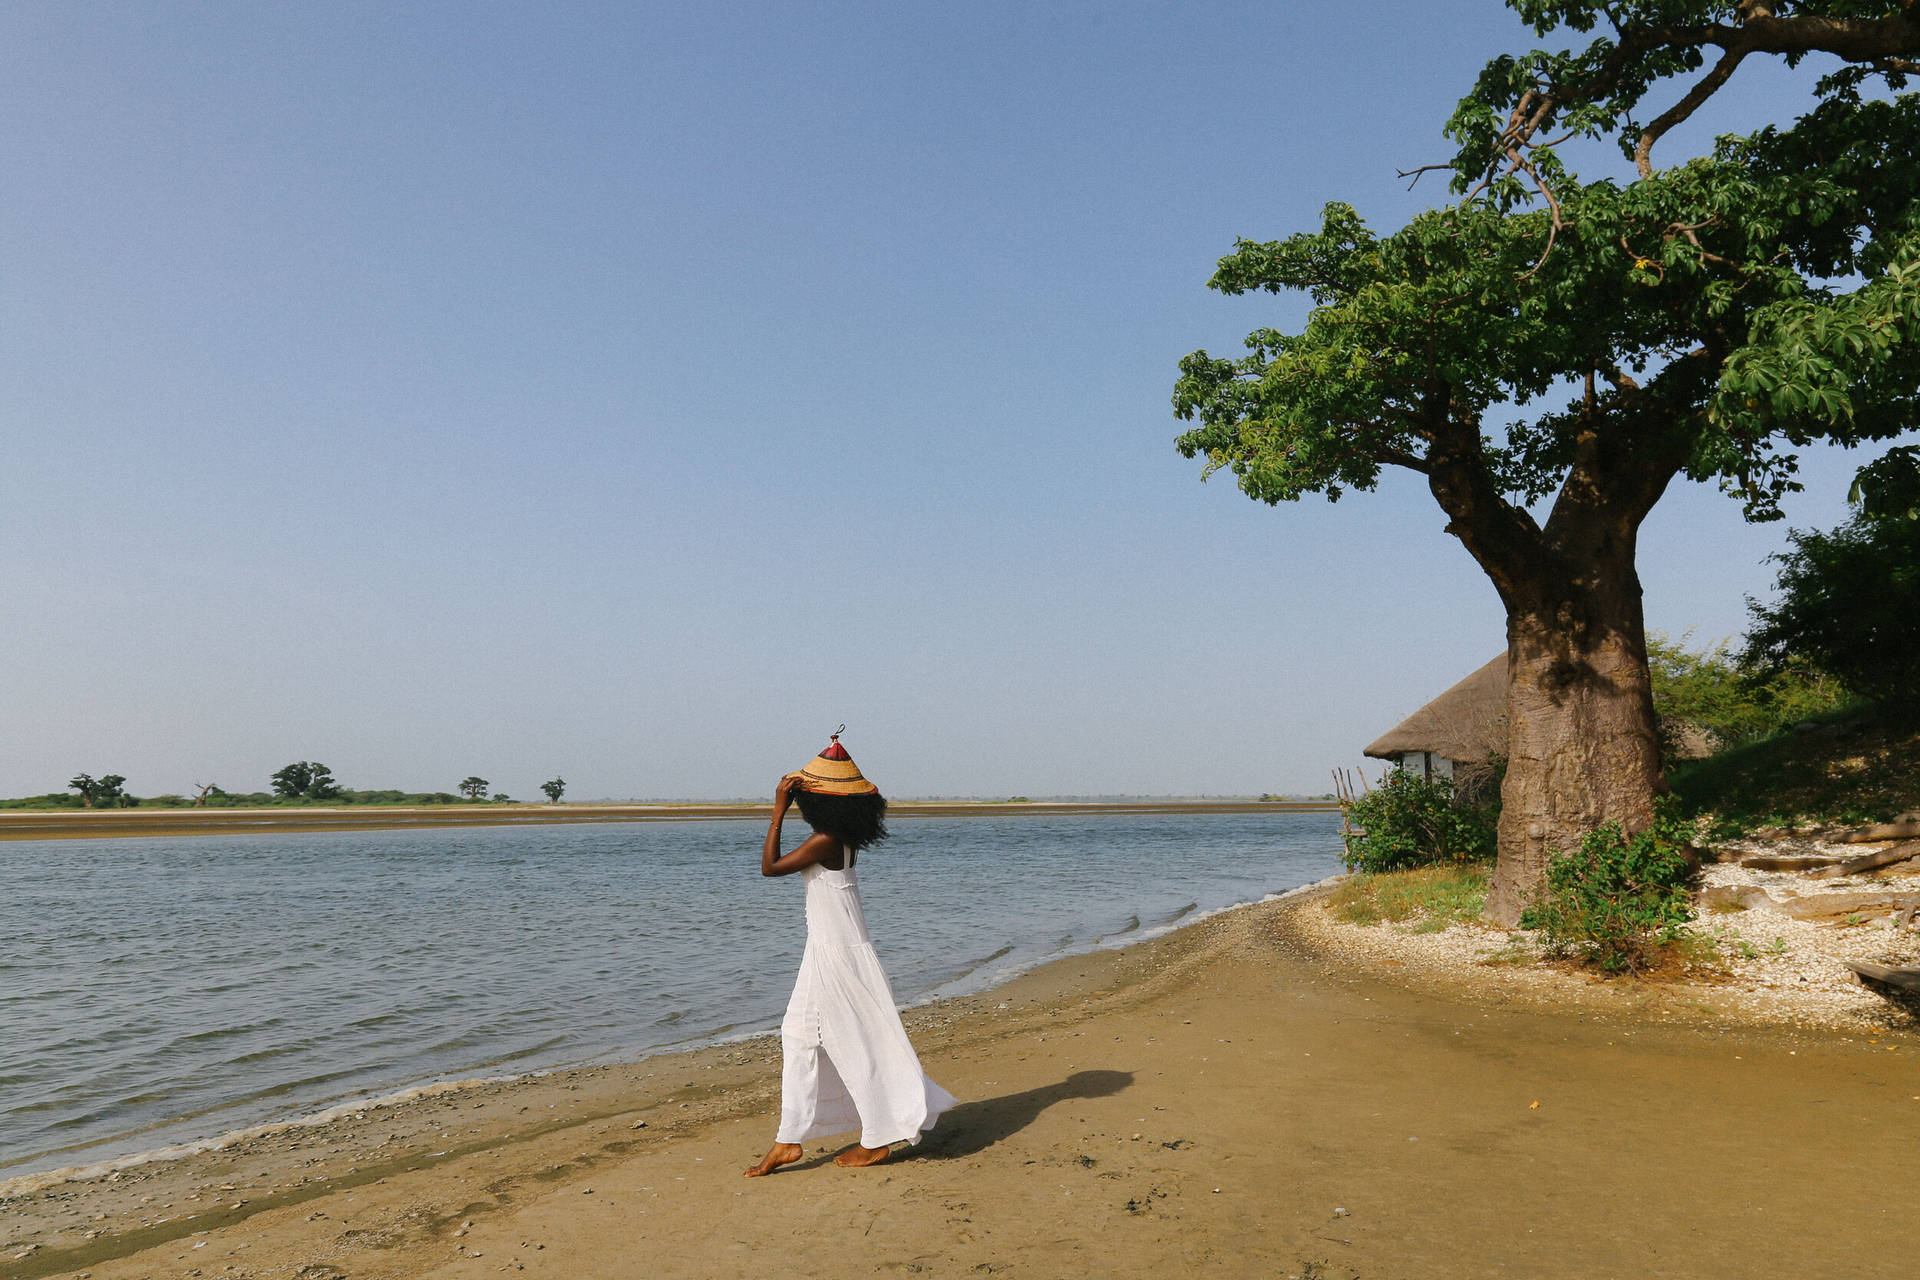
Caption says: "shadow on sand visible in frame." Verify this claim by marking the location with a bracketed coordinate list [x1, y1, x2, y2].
[907, 1068, 1134, 1161]
[744, 1069, 1134, 1174]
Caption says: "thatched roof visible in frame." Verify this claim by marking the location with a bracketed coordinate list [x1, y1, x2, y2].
[1364, 654, 1508, 764]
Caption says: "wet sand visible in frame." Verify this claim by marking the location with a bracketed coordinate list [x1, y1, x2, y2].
[0, 801, 1334, 842]
[4, 890, 1916, 1280]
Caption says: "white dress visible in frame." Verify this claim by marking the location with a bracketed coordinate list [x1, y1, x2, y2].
[775, 861, 957, 1149]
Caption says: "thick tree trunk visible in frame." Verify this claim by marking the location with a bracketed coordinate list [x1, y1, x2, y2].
[1481, 563, 1666, 927]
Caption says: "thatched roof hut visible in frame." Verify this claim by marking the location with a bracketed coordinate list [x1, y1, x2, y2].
[1364, 653, 1717, 778]
[1364, 653, 1509, 772]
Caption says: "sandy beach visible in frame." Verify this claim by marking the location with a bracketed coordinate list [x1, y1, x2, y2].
[5, 886, 1916, 1280]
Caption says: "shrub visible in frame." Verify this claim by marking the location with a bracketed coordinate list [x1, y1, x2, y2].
[1519, 803, 1697, 974]
[1743, 508, 1920, 714]
[1341, 770, 1496, 873]
[1648, 630, 1849, 756]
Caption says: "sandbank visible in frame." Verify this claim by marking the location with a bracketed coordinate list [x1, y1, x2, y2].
[4, 888, 1916, 1280]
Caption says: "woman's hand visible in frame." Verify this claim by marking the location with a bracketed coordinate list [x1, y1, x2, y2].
[773, 774, 801, 809]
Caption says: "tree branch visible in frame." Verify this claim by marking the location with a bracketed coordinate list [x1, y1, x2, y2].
[1467, 9, 1920, 191]
[1635, 46, 1750, 177]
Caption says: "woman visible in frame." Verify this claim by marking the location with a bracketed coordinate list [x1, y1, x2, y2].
[743, 732, 956, 1177]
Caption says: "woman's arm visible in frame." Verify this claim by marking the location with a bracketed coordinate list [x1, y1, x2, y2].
[761, 775, 835, 876]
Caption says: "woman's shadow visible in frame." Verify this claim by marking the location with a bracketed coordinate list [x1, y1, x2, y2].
[907, 1069, 1134, 1161]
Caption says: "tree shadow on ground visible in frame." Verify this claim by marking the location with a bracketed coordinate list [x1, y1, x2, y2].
[904, 1069, 1134, 1161]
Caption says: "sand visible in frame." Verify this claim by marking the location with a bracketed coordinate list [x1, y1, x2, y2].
[5, 889, 1917, 1280]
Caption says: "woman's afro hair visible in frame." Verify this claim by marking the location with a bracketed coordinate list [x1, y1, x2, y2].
[792, 788, 889, 853]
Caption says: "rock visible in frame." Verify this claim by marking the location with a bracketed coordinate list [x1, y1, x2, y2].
[1700, 885, 1778, 912]
[1739, 854, 1843, 872]
[1772, 891, 1920, 922]
[1866, 856, 1920, 878]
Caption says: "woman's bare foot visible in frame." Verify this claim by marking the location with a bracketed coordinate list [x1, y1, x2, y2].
[833, 1143, 891, 1168]
[743, 1142, 803, 1177]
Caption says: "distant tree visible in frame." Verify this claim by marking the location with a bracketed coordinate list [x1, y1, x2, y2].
[493, 793, 514, 803]
[192, 782, 216, 807]
[271, 761, 341, 800]
[541, 777, 566, 804]
[458, 776, 490, 801]
[68, 774, 131, 807]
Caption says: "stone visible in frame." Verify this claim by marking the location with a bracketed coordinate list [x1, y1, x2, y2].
[1772, 891, 1920, 922]
[1700, 885, 1777, 912]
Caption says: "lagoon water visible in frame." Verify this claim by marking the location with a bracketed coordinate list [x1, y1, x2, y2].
[0, 810, 1341, 1180]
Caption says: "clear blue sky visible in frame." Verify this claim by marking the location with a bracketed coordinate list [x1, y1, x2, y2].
[0, 1, 1890, 801]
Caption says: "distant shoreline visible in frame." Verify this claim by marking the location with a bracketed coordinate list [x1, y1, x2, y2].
[0, 799, 1339, 841]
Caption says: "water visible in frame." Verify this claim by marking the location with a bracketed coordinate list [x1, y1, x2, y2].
[0, 810, 1341, 1180]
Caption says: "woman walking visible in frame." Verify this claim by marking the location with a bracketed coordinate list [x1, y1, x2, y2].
[744, 731, 956, 1176]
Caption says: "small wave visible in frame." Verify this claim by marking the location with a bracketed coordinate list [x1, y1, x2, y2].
[1095, 915, 1141, 944]
[927, 944, 1015, 989]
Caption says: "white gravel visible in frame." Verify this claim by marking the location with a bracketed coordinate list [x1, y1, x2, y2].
[1294, 838, 1920, 1034]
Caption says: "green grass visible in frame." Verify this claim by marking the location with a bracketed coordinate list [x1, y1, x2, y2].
[1668, 702, 1920, 835]
[1328, 864, 1489, 930]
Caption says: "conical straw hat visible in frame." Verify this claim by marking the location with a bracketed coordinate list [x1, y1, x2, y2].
[794, 727, 878, 795]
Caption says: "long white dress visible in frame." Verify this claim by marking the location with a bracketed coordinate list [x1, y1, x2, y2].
[775, 861, 957, 1149]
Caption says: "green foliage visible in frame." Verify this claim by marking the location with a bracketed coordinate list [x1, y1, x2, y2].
[1744, 507, 1920, 711]
[1342, 771, 1498, 873]
[68, 774, 132, 807]
[1849, 443, 1920, 520]
[3, 785, 529, 810]
[457, 776, 490, 801]
[1519, 803, 1698, 974]
[270, 761, 341, 800]
[1175, 92, 1920, 523]
[1647, 630, 1849, 753]
[0, 792, 86, 809]
[1669, 703, 1920, 833]
[541, 777, 566, 803]
[1328, 864, 1491, 931]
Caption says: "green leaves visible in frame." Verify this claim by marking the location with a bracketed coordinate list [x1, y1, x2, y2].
[1744, 501, 1920, 709]
[1341, 770, 1499, 873]
[270, 761, 341, 800]
[1519, 801, 1698, 974]
[1178, 39, 1920, 532]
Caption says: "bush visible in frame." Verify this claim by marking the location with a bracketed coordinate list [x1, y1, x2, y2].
[1744, 508, 1920, 713]
[1648, 631, 1848, 756]
[1342, 770, 1496, 873]
[1519, 803, 1697, 974]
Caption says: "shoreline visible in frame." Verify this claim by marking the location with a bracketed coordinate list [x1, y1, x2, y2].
[0, 800, 1336, 842]
[5, 885, 1915, 1280]
[0, 881, 1318, 1195]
